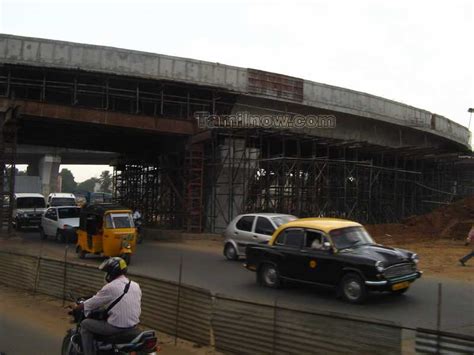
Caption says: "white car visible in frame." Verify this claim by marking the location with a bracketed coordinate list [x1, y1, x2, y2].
[40, 206, 81, 243]
[47, 192, 77, 207]
[223, 213, 298, 260]
[13, 193, 46, 230]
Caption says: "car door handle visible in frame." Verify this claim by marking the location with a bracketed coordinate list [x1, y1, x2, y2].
[253, 235, 258, 238]
[234, 231, 239, 235]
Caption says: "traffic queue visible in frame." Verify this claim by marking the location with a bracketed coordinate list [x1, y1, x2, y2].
[11, 192, 142, 264]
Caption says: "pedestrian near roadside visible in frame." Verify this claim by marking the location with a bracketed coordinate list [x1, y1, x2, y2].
[459, 225, 474, 266]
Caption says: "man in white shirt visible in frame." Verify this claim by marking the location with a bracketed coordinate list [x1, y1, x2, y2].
[72, 257, 142, 355]
[459, 225, 474, 266]
[132, 207, 142, 222]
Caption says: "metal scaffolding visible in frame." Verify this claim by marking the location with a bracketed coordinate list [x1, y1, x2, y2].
[202, 130, 474, 232]
[0, 64, 236, 121]
[112, 153, 186, 229]
[0, 105, 17, 233]
[110, 129, 473, 233]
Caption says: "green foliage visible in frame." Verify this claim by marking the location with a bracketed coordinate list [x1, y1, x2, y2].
[60, 168, 77, 192]
[99, 170, 112, 193]
[76, 177, 99, 192]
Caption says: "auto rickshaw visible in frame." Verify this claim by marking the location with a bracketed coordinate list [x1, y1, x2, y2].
[76, 203, 137, 264]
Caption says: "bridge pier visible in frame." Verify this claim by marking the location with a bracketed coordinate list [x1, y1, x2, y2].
[25, 155, 61, 196]
[38, 155, 61, 197]
[207, 137, 260, 232]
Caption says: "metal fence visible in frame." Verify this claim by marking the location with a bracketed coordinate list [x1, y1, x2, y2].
[1, 250, 473, 354]
[416, 328, 474, 354]
[212, 294, 401, 355]
[0, 250, 213, 346]
[0, 251, 37, 290]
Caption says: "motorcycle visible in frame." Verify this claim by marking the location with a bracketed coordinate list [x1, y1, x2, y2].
[62, 297, 159, 354]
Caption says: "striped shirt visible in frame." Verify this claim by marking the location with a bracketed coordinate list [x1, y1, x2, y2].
[84, 275, 142, 328]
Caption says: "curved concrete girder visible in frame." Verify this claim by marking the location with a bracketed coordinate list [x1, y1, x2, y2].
[0, 34, 470, 150]
[230, 96, 466, 150]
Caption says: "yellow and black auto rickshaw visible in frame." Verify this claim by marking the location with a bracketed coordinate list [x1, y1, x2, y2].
[76, 203, 137, 264]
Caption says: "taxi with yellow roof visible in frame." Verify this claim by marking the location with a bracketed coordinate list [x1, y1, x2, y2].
[244, 217, 422, 303]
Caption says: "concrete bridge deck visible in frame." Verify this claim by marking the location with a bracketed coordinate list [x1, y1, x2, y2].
[0, 33, 470, 151]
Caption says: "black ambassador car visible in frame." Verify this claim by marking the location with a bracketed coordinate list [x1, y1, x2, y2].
[244, 218, 422, 303]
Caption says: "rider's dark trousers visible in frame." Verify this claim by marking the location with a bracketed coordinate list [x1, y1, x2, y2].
[460, 250, 474, 264]
[80, 319, 125, 355]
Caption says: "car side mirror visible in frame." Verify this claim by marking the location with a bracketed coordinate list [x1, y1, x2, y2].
[322, 242, 332, 251]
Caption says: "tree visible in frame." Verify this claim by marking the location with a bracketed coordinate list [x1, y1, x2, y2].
[99, 170, 112, 193]
[77, 178, 99, 192]
[60, 168, 77, 192]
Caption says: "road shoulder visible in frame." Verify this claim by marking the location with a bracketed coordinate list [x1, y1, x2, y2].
[0, 284, 218, 355]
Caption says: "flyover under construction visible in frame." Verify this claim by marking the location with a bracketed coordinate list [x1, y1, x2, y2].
[0, 34, 472, 232]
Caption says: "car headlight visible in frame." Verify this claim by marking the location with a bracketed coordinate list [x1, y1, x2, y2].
[375, 261, 385, 272]
[411, 253, 419, 264]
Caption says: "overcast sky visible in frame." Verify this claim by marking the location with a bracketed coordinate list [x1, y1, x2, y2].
[1, 0, 473, 181]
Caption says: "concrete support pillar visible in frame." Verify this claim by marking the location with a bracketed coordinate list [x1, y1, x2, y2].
[38, 155, 61, 197]
[207, 138, 259, 232]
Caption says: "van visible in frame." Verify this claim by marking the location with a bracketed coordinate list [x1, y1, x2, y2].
[47, 193, 77, 207]
[13, 193, 46, 230]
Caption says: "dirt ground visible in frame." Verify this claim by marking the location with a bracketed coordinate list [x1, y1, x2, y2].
[0, 284, 220, 354]
[374, 236, 473, 283]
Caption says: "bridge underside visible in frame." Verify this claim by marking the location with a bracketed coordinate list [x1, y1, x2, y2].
[0, 64, 473, 232]
[112, 130, 474, 232]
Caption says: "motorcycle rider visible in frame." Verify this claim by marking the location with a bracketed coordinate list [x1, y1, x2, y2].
[71, 257, 142, 355]
[132, 206, 142, 223]
[132, 206, 143, 243]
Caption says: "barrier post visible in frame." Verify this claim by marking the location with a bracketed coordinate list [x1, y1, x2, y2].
[174, 255, 183, 346]
[272, 296, 278, 355]
[62, 245, 69, 306]
[436, 283, 442, 354]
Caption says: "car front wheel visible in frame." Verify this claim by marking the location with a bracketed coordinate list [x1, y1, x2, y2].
[340, 273, 367, 304]
[56, 230, 65, 243]
[259, 263, 281, 288]
[224, 243, 238, 261]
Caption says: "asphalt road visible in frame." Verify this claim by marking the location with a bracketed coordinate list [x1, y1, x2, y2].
[0, 313, 62, 355]
[3, 230, 474, 336]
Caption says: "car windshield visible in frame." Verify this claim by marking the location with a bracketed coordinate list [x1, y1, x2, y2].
[106, 213, 134, 229]
[271, 215, 297, 227]
[51, 198, 76, 206]
[58, 207, 81, 219]
[16, 197, 45, 209]
[330, 226, 375, 250]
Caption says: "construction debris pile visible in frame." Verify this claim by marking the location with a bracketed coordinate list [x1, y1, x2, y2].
[366, 196, 474, 241]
